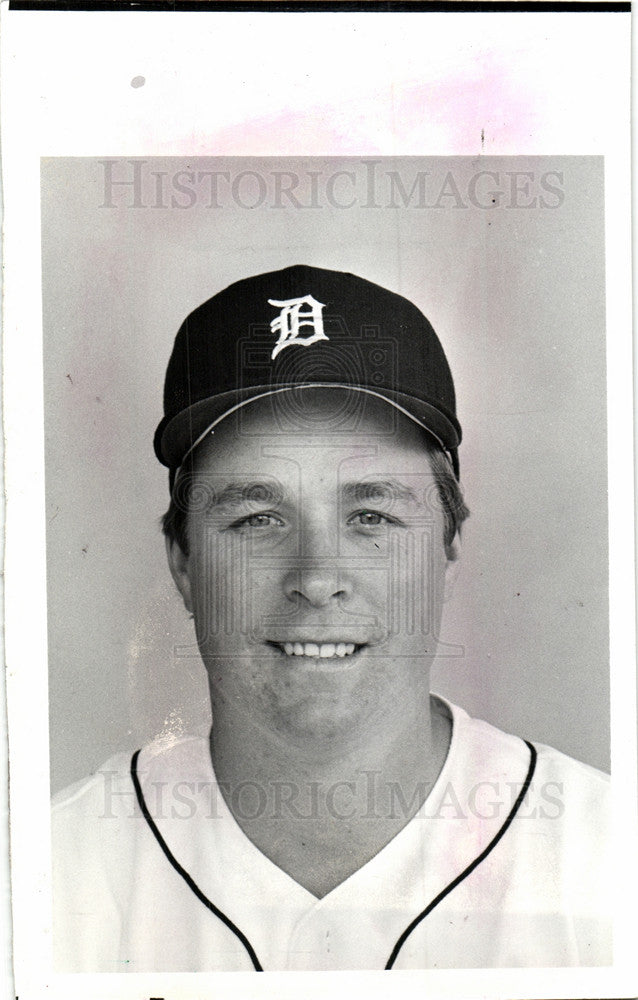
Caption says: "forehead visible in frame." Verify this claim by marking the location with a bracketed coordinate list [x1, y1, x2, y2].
[189, 389, 436, 482]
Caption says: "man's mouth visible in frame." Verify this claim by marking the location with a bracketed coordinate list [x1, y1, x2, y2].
[268, 641, 365, 659]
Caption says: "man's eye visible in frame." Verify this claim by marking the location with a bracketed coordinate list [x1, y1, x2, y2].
[231, 512, 285, 531]
[348, 510, 395, 528]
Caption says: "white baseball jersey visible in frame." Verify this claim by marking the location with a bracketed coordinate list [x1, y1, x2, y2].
[52, 698, 611, 972]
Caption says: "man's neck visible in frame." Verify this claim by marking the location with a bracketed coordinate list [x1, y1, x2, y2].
[209, 695, 452, 898]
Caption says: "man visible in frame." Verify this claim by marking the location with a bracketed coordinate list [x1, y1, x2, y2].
[52, 265, 611, 971]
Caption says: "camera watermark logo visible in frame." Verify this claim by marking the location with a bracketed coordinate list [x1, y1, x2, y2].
[237, 322, 399, 437]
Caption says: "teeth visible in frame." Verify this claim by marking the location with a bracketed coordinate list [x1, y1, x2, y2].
[280, 642, 358, 658]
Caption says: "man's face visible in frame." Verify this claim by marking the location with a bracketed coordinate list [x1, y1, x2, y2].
[168, 390, 459, 749]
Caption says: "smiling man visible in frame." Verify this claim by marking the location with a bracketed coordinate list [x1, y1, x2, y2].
[164, 390, 460, 903]
[52, 265, 611, 971]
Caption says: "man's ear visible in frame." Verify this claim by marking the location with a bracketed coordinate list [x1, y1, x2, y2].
[165, 536, 193, 613]
[444, 535, 462, 602]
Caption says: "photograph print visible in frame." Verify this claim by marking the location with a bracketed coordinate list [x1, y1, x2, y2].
[43, 155, 611, 972]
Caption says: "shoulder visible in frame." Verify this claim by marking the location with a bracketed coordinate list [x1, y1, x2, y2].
[52, 735, 213, 833]
[51, 735, 217, 972]
[438, 696, 610, 839]
[51, 736, 215, 953]
[442, 695, 609, 784]
[439, 697, 611, 909]
[52, 750, 132, 812]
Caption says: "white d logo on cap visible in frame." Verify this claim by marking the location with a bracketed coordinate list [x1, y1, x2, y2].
[268, 294, 328, 360]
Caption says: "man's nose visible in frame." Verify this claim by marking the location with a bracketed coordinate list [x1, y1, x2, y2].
[282, 522, 353, 608]
[283, 567, 353, 608]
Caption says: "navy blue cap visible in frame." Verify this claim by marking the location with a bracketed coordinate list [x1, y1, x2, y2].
[154, 265, 462, 476]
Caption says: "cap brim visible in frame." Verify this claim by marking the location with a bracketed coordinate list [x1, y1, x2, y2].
[158, 383, 461, 471]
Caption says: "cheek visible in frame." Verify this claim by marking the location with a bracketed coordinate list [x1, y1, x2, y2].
[189, 537, 283, 644]
[379, 527, 447, 632]
[189, 533, 241, 638]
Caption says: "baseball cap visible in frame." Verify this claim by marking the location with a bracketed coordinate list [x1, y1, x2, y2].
[154, 264, 462, 479]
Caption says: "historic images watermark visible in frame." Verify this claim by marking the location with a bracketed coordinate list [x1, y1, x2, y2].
[98, 771, 565, 823]
[99, 160, 565, 211]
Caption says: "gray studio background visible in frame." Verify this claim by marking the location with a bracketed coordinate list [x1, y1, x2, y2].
[42, 157, 608, 793]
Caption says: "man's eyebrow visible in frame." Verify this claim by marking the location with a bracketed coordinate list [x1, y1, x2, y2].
[200, 479, 420, 509]
[206, 481, 284, 509]
[341, 480, 420, 505]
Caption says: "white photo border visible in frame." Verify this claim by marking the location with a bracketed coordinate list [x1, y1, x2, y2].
[1, 7, 635, 1000]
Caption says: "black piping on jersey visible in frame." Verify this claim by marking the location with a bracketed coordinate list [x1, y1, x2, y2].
[130, 749, 264, 971]
[130, 739, 537, 973]
[385, 738, 538, 969]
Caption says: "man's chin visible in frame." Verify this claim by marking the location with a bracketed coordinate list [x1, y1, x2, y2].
[255, 683, 375, 749]
[272, 705, 367, 750]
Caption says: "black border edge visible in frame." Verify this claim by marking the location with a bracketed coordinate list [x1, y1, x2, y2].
[6, 1, 633, 13]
